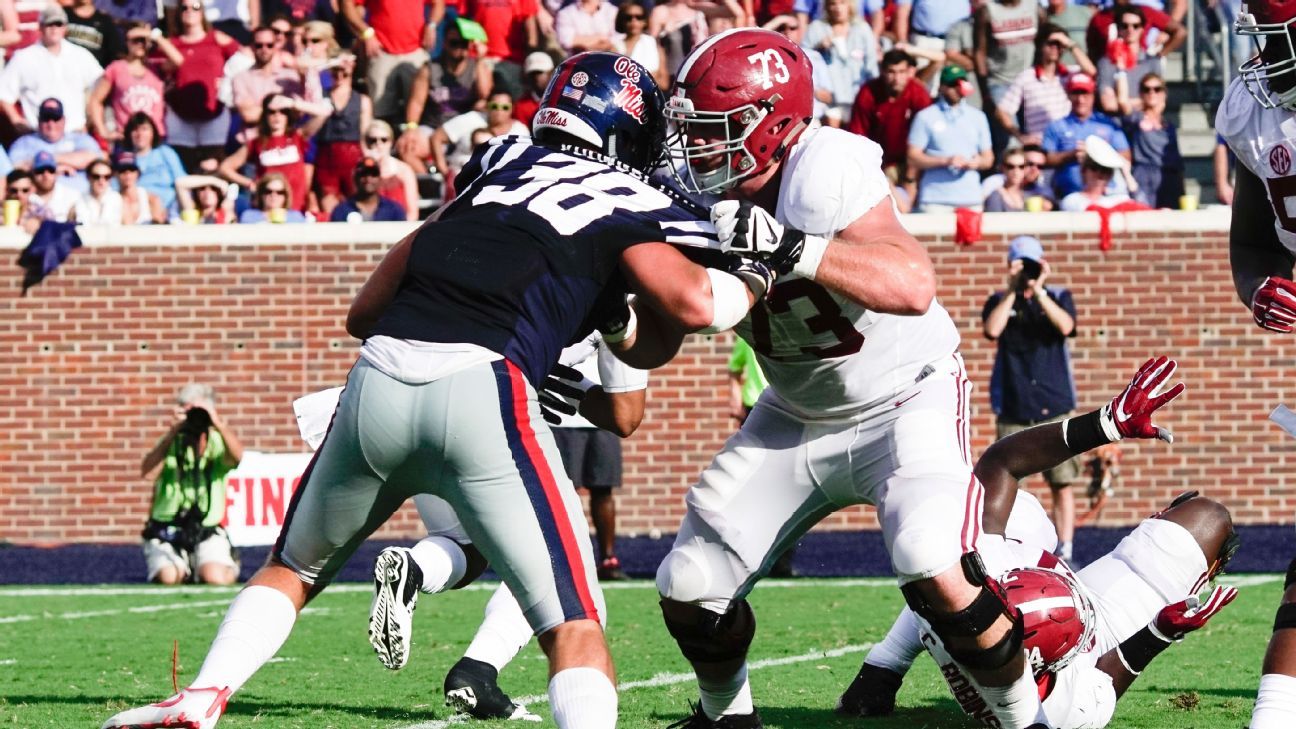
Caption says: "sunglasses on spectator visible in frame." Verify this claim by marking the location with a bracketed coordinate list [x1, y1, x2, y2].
[488, 102, 512, 111]
[10, 185, 32, 194]
[253, 42, 276, 49]
[116, 166, 139, 174]
[34, 168, 56, 175]
[1118, 21, 1143, 29]
[1004, 162, 1027, 170]
[446, 38, 469, 49]
[266, 107, 289, 116]
[1045, 39, 1066, 48]
[305, 36, 327, 44]
[90, 171, 113, 180]
[182, 3, 203, 10]
[128, 35, 150, 44]
[262, 187, 287, 195]
[366, 136, 391, 144]
[271, 26, 289, 35]
[43, 20, 65, 27]
[1141, 84, 1165, 93]
[623, 13, 646, 20]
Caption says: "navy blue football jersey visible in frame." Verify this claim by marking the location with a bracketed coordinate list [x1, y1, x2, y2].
[369, 135, 715, 387]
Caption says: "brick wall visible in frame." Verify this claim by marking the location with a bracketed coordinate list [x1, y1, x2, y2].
[2, 211, 1292, 543]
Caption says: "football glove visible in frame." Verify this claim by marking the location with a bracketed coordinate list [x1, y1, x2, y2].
[1251, 276, 1296, 333]
[596, 295, 637, 344]
[1149, 585, 1238, 642]
[537, 364, 594, 425]
[1099, 356, 1185, 443]
[711, 200, 807, 276]
[724, 255, 777, 300]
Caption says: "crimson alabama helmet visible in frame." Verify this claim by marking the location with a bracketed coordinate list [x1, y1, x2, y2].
[665, 28, 813, 195]
[1001, 567, 1097, 676]
[1237, 1, 1296, 109]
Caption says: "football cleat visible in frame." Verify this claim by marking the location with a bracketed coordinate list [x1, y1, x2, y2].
[597, 555, 627, 581]
[836, 662, 903, 717]
[444, 657, 541, 721]
[665, 702, 763, 728]
[101, 686, 231, 729]
[368, 546, 423, 671]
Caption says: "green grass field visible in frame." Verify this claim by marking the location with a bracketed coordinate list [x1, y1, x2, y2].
[0, 575, 1280, 728]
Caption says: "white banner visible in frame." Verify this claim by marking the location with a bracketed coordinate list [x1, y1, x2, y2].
[220, 451, 313, 547]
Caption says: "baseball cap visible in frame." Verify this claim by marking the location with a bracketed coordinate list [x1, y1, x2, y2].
[940, 65, 969, 86]
[113, 151, 139, 171]
[524, 51, 554, 75]
[37, 98, 63, 122]
[31, 150, 56, 172]
[1065, 72, 1096, 94]
[39, 3, 67, 26]
[1007, 236, 1044, 263]
[353, 157, 380, 178]
[1083, 134, 1128, 171]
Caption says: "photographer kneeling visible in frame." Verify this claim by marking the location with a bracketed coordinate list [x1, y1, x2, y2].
[140, 384, 244, 585]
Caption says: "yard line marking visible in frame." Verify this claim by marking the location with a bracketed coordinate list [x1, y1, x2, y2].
[0, 599, 232, 624]
[393, 643, 875, 729]
[0, 659, 15, 665]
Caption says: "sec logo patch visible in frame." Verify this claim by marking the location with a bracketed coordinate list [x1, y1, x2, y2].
[1271, 144, 1292, 176]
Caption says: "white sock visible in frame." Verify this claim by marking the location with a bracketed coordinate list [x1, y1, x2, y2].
[699, 663, 754, 719]
[1057, 541, 1073, 561]
[976, 661, 1047, 729]
[548, 666, 618, 729]
[191, 585, 298, 694]
[1252, 673, 1296, 728]
[865, 607, 923, 675]
[410, 536, 468, 594]
[464, 583, 534, 672]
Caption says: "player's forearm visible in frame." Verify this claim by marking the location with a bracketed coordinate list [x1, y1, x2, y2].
[975, 422, 1073, 534]
[580, 388, 645, 437]
[1097, 625, 1173, 697]
[347, 229, 418, 338]
[814, 236, 935, 315]
[609, 302, 687, 369]
[1035, 290, 1075, 335]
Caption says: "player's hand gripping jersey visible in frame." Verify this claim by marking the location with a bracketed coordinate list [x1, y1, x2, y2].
[730, 126, 961, 418]
[1217, 77, 1296, 256]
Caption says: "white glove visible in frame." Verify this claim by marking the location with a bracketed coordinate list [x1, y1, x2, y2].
[710, 199, 826, 278]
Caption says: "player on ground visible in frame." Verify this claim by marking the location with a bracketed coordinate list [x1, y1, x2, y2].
[837, 358, 1240, 728]
[642, 27, 1045, 729]
[101, 52, 770, 729]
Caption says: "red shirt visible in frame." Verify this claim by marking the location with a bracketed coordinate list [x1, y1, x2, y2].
[359, 0, 433, 55]
[251, 132, 310, 212]
[1086, 6, 1172, 60]
[513, 93, 540, 128]
[846, 77, 932, 168]
[161, 32, 240, 121]
[456, 0, 538, 63]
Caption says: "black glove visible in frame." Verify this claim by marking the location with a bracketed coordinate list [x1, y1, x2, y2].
[724, 255, 777, 299]
[537, 364, 592, 424]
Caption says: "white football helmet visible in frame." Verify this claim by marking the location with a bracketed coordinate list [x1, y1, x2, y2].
[1237, 1, 1296, 110]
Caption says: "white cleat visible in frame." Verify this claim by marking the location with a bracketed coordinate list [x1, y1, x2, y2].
[369, 546, 422, 670]
[101, 686, 231, 729]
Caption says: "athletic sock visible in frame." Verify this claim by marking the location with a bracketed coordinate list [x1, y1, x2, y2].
[699, 663, 755, 719]
[1251, 673, 1296, 728]
[410, 536, 468, 594]
[977, 661, 1047, 729]
[865, 607, 923, 675]
[464, 583, 534, 672]
[191, 585, 297, 694]
[1056, 541, 1073, 562]
[548, 666, 618, 729]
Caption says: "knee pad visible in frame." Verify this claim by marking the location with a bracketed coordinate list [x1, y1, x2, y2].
[901, 553, 1021, 671]
[660, 597, 755, 665]
[656, 550, 712, 604]
[1275, 603, 1296, 632]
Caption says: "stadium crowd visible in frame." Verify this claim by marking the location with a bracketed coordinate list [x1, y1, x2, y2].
[0, 0, 1209, 226]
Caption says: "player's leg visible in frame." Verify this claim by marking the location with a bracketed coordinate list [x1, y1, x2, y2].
[656, 401, 839, 727]
[1253, 560, 1296, 728]
[836, 607, 922, 717]
[447, 582, 543, 721]
[194, 528, 239, 586]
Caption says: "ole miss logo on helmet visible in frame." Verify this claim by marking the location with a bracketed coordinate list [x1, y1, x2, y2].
[611, 56, 646, 124]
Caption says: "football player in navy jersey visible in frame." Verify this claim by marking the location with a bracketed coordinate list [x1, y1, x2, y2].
[102, 52, 771, 729]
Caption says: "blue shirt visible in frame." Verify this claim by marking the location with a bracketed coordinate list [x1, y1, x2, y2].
[982, 287, 1078, 423]
[794, 0, 883, 20]
[330, 196, 407, 222]
[239, 208, 309, 223]
[1042, 112, 1130, 197]
[896, 0, 971, 37]
[9, 132, 102, 194]
[908, 98, 991, 207]
[134, 145, 187, 214]
[0, 146, 12, 179]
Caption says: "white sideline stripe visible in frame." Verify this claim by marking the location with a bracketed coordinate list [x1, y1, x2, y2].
[0, 599, 231, 624]
[0, 577, 899, 598]
[394, 643, 876, 729]
[0, 659, 15, 665]
[1221, 574, 1282, 587]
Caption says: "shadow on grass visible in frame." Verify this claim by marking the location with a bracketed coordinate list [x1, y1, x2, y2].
[647, 702, 977, 729]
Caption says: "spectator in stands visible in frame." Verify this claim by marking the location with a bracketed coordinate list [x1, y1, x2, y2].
[893, 0, 970, 81]
[231, 25, 319, 126]
[73, 158, 122, 224]
[239, 171, 309, 222]
[314, 53, 370, 216]
[428, 91, 526, 200]
[198, 0, 261, 44]
[396, 21, 490, 173]
[1122, 72, 1183, 209]
[0, 0, 18, 58]
[176, 175, 236, 223]
[1059, 154, 1131, 211]
[975, 0, 1039, 108]
[96, 0, 159, 25]
[140, 383, 243, 586]
[66, 0, 124, 68]
[0, 144, 11, 182]
[26, 151, 80, 222]
[907, 65, 993, 212]
[766, 14, 833, 123]
[5, 169, 34, 230]
[330, 156, 406, 221]
[0, 4, 103, 135]
[9, 99, 102, 194]
[996, 24, 1095, 147]
[363, 119, 419, 220]
[1097, 4, 1161, 116]
[1085, 0, 1184, 62]
[847, 49, 931, 194]
[1046, 0, 1093, 50]
[88, 23, 167, 145]
[219, 93, 326, 213]
[650, 0, 709, 79]
[459, 0, 539, 98]
[942, 13, 982, 111]
[511, 51, 553, 128]
[983, 142, 1056, 209]
[152, 1, 241, 173]
[555, 0, 617, 55]
[113, 151, 168, 224]
[123, 112, 186, 215]
[984, 148, 1032, 212]
[1042, 71, 1129, 198]
[340, 0, 436, 128]
[613, 2, 668, 90]
[805, 0, 878, 127]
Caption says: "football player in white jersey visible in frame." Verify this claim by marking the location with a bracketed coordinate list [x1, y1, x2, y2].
[610, 27, 1041, 729]
[1216, 5, 1296, 727]
[838, 358, 1241, 729]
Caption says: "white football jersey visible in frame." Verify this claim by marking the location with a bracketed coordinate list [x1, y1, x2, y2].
[731, 125, 962, 418]
[1216, 77, 1296, 256]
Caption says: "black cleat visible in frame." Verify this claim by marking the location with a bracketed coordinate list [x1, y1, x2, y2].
[666, 702, 763, 728]
[443, 656, 540, 721]
[836, 662, 904, 717]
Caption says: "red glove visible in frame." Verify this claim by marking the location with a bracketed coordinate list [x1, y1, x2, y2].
[1150, 585, 1238, 642]
[1251, 276, 1296, 332]
[1099, 356, 1186, 443]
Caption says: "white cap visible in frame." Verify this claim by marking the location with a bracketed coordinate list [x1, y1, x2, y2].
[524, 51, 555, 74]
[1084, 134, 1128, 171]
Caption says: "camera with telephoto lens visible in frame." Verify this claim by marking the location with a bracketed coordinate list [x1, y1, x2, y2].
[180, 406, 212, 437]
[1017, 259, 1042, 288]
